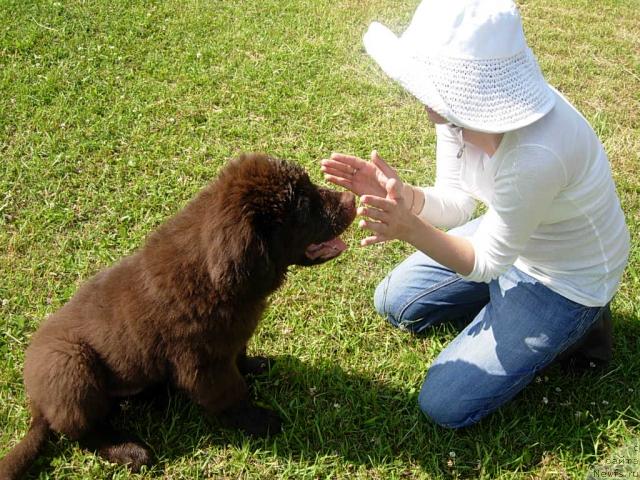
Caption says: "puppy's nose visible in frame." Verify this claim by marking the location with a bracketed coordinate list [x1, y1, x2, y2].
[340, 191, 356, 205]
[340, 192, 356, 218]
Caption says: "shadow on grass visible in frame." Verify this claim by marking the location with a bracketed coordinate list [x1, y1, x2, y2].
[25, 311, 640, 478]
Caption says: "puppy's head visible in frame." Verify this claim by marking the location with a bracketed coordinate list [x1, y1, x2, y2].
[215, 153, 356, 272]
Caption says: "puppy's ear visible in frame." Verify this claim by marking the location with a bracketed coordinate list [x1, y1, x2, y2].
[243, 185, 292, 234]
[205, 209, 276, 292]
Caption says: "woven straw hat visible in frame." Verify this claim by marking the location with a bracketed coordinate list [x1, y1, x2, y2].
[363, 0, 556, 133]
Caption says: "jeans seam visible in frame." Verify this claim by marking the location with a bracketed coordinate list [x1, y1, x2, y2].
[554, 305, 604, 358]
[397, 274, 464, 325]
[380, 276, 390, 317]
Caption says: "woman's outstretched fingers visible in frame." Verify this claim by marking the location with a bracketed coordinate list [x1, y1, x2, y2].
[371, 150, 397, 178]
[321, 159, 354, 174]
[357, 175, 419, 247]
[361, 195, 393, 210]
[361, 234, 386, 246]
[321, 164, 352, 178]
[330, 152, 366, 169]
[359, 218, 385, 234]
[323, 174, 353, 190]
[357, 205, 389, 223]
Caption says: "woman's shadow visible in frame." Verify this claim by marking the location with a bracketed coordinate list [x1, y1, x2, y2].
[29, 309, 640, 477]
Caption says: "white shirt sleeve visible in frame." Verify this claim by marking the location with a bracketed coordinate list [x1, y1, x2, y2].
[461, 145, 568, 283]
[418, 124, 477, 229]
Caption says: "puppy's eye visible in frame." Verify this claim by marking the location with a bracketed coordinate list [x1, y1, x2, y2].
[295, 196, 311, 224]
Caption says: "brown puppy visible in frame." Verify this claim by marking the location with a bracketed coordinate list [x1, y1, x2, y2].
[0, 153, 356, 478]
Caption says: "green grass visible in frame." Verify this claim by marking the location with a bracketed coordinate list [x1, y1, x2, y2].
[1, 0, 639, 478]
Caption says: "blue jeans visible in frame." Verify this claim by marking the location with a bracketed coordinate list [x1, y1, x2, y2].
[374, 218, 607, 429]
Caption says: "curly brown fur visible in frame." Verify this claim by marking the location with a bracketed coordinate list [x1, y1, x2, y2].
[0, 153, 355, 479]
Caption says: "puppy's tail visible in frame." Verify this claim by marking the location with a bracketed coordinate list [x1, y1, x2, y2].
[0, 412, 50, 480]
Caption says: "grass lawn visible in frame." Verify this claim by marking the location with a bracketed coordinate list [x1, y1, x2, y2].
[1, 0, 639, 478]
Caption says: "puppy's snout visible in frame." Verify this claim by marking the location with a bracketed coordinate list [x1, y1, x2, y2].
[340, 192, 357, 220]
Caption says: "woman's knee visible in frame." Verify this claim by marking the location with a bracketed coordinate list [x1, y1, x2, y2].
[373, 251, 485, 332]
[373, 274, 422, 331]
[417, 362, 490, 429]
[418, 376, 470, 428]
[374, 252, 434, 323]
[373, 275, 390, 318]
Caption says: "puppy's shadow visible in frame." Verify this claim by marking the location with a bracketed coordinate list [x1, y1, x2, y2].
[145, 316, 640, 475]
[28, 314, 640, 477]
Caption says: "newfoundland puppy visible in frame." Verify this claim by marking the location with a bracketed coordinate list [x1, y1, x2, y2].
[0, 153, 356, 477]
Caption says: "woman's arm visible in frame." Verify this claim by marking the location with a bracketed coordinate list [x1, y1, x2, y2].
[359, 145, 567, 281]
[359, 179, 475, 275]
[418, 124, 477, 229]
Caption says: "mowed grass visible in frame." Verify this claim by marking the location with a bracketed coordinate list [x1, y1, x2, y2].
[1, 0, 639, 478]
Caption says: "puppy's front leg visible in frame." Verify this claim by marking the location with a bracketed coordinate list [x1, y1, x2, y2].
[173, 358, 281, 437]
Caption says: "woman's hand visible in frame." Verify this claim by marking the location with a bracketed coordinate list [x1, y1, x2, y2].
[358, 178, 422, 246]
[322, 150, 425, 246]
[321, 150, 398, 198]
[323, 151, 474, 274]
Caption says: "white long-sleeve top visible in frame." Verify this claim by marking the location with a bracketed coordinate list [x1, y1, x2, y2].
[418, 87, 630, 307]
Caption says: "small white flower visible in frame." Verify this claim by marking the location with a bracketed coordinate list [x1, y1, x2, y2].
[602, 400, 609, 405]
[1, 299, 8, 307]
[628, 388, 634, 393]
[555, 387, 562, 393]
[542, 397, 549, 404]
[196, 51, 202, 59]
[333, 403, 340, 409]
[543, 376, 549, 382]
[535, 376, 542, 383]
[589, 361, 596, 368]
[590, 402, 596, 406]
[449, 451, 456, 458]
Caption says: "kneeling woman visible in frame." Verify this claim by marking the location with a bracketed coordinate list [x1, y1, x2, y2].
[320, 0, 630, 428]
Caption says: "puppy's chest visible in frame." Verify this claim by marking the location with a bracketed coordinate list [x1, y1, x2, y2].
[175, 303, 264, 347]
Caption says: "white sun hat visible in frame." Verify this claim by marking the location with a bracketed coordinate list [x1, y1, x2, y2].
[363, 0, 556, 133]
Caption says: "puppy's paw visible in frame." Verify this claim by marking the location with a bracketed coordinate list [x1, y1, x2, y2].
[220, 402, 282, 438]
[237, 355, 275, 377]
[99, 441, 153, 472]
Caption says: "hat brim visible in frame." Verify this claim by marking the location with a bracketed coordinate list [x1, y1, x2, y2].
[363, 22, 556, 133]
[363, 22, 451, 121]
